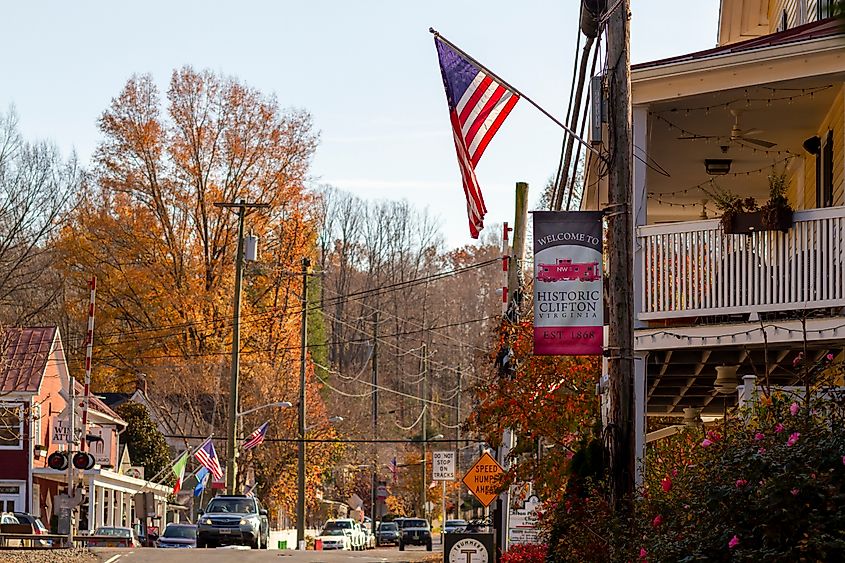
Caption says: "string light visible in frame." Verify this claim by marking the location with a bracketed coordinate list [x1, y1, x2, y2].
[654, 85, 832, 115]
[635, 321, 845, 345]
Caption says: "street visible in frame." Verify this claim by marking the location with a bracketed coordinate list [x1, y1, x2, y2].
[89, 547, 438, 563]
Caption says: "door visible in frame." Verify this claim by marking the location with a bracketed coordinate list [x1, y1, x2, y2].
[0, 482, 25, 512]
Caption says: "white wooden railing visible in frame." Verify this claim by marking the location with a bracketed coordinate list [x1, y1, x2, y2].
[638, 206, 845, 320]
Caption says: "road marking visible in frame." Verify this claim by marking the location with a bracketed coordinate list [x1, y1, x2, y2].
[103, 555, 122, 563]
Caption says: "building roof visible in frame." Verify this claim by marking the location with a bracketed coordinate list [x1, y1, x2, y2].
[0, 326, 57, 393]
[634, 17, 844, 71]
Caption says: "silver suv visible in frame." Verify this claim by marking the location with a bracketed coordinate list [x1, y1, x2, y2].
[197, 495, 269, 549]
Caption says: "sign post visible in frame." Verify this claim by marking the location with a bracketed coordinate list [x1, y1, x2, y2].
[433, 451, 456, 534]
[444, 533, 494, 563]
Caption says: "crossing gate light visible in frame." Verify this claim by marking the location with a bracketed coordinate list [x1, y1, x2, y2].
[72, 452, 96, 470]
[47, 451, 68, 471]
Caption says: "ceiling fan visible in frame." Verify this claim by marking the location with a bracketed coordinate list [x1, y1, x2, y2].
[676, 109, 777, 149]
[729, 109, 777, 148]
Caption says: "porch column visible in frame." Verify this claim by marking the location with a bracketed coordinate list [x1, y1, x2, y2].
[95, 484, 105, 529]
[124, 493, 133, 528]
[632, 105, 649, 330]
[108, 489, 116, 527]
[87, 477, 96, 534]
[116, 491, 124, 526]
[634, 351, 649, 487]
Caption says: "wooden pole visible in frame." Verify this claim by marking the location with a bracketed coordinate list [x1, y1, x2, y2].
[606, 0, 636, 509]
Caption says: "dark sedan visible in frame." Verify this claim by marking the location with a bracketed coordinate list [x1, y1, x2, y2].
[156, 523, 197, 548]
[375, 521, 400, 546]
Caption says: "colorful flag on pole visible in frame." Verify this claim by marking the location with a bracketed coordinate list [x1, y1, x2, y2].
[242, 421, 269, 451]
[194, 439, 224, 481]
[434, 35, 519, 239]
[172, 452, 188, 495]
[194, 467, 210, 497]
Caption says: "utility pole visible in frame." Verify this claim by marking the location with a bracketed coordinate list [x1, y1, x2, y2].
[297, 257, 311, 548]
[371, 312, 379, 521]
[420, 344, 428, 519]
[605, 0, 635, 509]
[455, 367, 462, 518]
[497, 182, 528, 556]
[215, 200, 270, 496]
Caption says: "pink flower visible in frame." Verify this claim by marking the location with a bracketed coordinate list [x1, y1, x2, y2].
[793, 353, 804, 367]
[672, 469, 678, 477]
[791, 488, 800, 496]
[790, 402, 800, 416]
[661, 477, 672, 492]
[652, 514, 663, 527]
[728, 535, 740, 549]
[735, 479, 747, 488]
[775, 423, 785, 433]
[827, 353, 834, 361]
[639, 547, 648, 560]
[706, 430, 721, 442]
[841, 455, 845, 466]
[701, 438, 713, 448]
[787, 432, 801, 447]
[754, 432, 765, 441]
[758, 447, 766, 455]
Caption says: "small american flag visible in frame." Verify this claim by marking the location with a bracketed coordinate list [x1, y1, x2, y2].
[434, 35, 519, 238]
[194, 439, 224, 481]
[242, 421, 269, 451]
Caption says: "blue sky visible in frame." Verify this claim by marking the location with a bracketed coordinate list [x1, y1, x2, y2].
[1, 1, 719, 247]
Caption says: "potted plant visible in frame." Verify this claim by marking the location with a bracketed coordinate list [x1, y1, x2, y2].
[759, 169, 793, 232]
[702, 183, 759, 234]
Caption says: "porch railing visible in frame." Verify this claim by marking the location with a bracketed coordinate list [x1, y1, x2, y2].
[638, 206, 845, 320]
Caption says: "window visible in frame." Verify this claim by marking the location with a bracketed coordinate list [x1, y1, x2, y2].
[819, 0, 837, 19]
[820, 130, 834, 208]
[0, 404, 23, 449]
[779, 10, 788, 31]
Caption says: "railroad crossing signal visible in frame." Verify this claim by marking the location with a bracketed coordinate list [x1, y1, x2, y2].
[461, 451, 504, 507]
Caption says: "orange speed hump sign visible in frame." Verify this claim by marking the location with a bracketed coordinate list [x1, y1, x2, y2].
[462, 451, 504, 507]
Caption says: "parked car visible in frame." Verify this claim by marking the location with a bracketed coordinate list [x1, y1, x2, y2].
[12, 513, 50, 546]
[0, 513, 19, 524]
[156, 523, 197, 548]
[398, 518, 432, 551]
[375, 520, 400, 546]
[88, 526, 140, 547]
[322, 518, 366, 550]
[197, 495, 269, 549]
[443, 519, 468, 534]
[316, 527, 351, 550]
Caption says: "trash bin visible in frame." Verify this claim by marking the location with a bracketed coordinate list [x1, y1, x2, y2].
[277, 540, 287, 549]
[315, 539, 323, 550]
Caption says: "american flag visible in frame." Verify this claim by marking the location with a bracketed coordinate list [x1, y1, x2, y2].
[194, 439, 224, 481]
[242, 421, 269, 451]
[434, 35, 519, 238]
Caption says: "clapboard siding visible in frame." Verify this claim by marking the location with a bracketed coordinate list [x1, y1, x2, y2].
[802, 86, 844, 208]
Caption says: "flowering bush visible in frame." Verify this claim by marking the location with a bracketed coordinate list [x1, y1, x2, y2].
[500, 543, 547, 563]
[545, 383, 845, 561]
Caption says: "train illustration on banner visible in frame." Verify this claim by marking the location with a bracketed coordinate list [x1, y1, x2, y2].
[536, 259, 601, 283]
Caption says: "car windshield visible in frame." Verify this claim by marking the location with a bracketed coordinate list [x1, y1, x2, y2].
[446, 520, 467, 527]
[206, 499, 256, 514]
[324, 521, 352, 530]
[403, 519, 427, 528]
[379, 523, 397, 531]
[321, 529, 345, 536]
[163, 525, 196, 539]
[95, 527, 130, 537]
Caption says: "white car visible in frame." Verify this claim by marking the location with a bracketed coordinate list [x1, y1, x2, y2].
[317, 528, 350, 550]
[322, 518, 365, 551]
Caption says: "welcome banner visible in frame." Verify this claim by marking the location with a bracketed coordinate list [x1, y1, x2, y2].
[533, 211, 603, 355]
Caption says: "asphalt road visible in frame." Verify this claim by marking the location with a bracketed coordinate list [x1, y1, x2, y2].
[90, 546, 438, 562]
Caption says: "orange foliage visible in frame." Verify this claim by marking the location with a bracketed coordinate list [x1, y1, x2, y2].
[466, 320, 601, 500]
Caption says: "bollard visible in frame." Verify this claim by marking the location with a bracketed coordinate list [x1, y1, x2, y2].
[298, 539, 306, 551]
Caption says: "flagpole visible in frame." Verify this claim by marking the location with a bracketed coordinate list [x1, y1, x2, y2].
[430, 28, 600, 157]
[136, 435, 214, 494]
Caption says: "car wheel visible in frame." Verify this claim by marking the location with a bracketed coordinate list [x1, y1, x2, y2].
[376, 540, 380, 547]
[262, 534, 268, 549]
[427, 539, 433, 551]
[251, 538, 260, 549]
[399, 541, 404, 551]
[197, 540, 206, 549]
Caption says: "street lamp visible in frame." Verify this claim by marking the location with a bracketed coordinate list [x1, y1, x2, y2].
[237, 401, 292, 418]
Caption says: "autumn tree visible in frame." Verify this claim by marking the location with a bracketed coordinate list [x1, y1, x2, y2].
[0, 108, 80, 326]
[55, 66, 338, 516]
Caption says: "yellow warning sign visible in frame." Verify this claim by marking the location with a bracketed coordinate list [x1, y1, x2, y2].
[462, 451, 504, 507]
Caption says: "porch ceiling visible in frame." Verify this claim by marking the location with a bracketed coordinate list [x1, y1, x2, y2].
[644, 74, 843, 224]
[646, 343, 841, 416]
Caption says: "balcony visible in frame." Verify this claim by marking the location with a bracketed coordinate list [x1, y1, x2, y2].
[639, 206, 845, 321]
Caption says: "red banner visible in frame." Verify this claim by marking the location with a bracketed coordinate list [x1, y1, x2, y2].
[533, 211, 603, 355]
